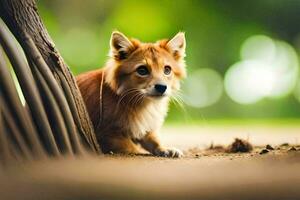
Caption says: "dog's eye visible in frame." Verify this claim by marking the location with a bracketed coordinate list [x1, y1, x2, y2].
[164, 65, 172, 75]
[136, 65, 149, 76]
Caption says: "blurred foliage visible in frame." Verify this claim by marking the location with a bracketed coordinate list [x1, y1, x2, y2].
[37, 0, 300, 122]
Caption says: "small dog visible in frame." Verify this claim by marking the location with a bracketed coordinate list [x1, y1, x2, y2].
[76, 31, 186, 157]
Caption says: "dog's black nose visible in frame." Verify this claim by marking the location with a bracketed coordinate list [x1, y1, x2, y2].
[154, 84, 167, 94]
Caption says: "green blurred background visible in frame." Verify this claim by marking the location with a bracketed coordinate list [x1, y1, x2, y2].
[37, 0, 300, 123]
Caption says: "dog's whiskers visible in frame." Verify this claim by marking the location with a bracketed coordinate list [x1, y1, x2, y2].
[117, 88, 140, 108]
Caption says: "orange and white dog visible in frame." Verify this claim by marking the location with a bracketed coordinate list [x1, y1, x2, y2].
[76, 31, 186, 157]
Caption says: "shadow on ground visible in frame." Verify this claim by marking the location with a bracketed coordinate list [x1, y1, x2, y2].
[1, 125, 300, 200]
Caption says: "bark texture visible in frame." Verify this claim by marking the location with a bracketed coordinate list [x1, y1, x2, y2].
[0, 0, 100, 153]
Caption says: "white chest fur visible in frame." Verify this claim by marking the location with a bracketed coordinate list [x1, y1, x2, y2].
[127, 98, 169, 139]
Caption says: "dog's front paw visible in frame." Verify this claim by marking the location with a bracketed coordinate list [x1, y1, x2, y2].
[153, 147, 183, 158]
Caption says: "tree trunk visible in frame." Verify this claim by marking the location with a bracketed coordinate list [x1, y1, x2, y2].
[0, 0, 100, 153]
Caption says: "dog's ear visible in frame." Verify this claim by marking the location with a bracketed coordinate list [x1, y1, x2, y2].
[110, 31, 135, 60]
[166, 32, 186, 60]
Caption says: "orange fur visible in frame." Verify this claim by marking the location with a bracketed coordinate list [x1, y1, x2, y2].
[76, 31, 186, 157]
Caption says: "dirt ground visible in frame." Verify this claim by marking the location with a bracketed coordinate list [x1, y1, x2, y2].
[1, 125, 300, 200]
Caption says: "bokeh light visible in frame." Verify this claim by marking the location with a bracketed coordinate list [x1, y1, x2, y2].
[224, 60, 274, 104]
[241, 35, 276, 63]
[183, 68, 223, 108]
[225, 35, 299, 104]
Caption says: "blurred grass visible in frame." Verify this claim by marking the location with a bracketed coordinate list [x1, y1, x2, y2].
[165, 118, 300, 127]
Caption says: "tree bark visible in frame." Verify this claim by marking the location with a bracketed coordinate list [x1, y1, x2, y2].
[0, 0, 100, 153]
